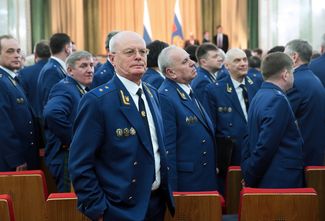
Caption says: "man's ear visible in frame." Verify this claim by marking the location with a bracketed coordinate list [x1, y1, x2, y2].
[67, 66, 73, 76]
[166, 68, 176, 79]
[108, 52, 115, 65]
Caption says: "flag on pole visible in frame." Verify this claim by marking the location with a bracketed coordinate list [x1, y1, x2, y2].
[143, 0, 152, 44]
[171, 0, 184, 47]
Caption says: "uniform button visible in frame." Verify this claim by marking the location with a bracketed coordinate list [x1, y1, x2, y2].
[203, 151, 207, 155]
[128, 196, 133, 200]
[133, 161, 138, 166]
[203, 162, 207, 166]
[132, 179, 136, 183]
[28, 121, 32, 124]
[30, 131, 33, 135]
[30, 142, 34, 146]
[229, 123, 233, 127]
[166, 150, 169, 154]
[167, 166, 170, 170]
[202, 140, 206, 143]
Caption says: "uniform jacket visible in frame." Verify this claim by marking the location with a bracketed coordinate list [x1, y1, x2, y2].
[142, 68, 164, 89]
[43, 76, 85, 168]
[159, 78, 218, 191]
[0, 68, 40, 171]
[68, 75, 174, 221]
[204, 74, 260, 165]
[242, 82, 304, 188]
[309, 53, 325, 87]
[36, 58, 66, 118]
[191, 67, 216, 105]
[90, 60, 115, 89]
[287, 64, 325, 165]
[18, 59, 48, 117]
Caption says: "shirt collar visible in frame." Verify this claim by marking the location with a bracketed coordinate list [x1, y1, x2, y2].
[0, 66, 16, 79]
[51, 56, 67, 71]
[177, 83, 191, 96]
[116, 72, 143, 96]
[230, 75, 245, 89]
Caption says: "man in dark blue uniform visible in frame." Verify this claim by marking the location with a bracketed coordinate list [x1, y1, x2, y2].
[158, 46, 218, 192]
[0, 35, 40, 171]
[18, 40, 51, 117]
[285, 39, 325, 166]
[242, 52, 304, 188]
[90, 31, 118, 89]
[309, 33, 325, 87]
[43, 51, 94, 192]
[69, 31, 174, 221]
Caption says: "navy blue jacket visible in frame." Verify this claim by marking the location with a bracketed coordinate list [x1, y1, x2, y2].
[90, 60, 115, 88]
[142, 68, 164, 89]
[287, 64, 325, 165]
[309, 53, 325, 87]
[242, 82, 304, 188]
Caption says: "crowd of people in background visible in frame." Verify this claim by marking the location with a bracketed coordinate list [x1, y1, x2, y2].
[1, 28, 325, 220]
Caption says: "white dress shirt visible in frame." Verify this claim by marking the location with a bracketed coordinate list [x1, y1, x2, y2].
[230, 76, 248, 121]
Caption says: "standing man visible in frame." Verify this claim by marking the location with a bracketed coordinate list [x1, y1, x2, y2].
[18, 40, 51, 117]
[213, 25, 229, 52]
[204, 48, 260, 191]
[158, 46, 218, 192]
[43, 51, 94, 192]
[91, 31, 118, 88]
[191, 43, 224, 104]
[285, 39, 325, 166]
[69, 31, 174, 221]
[37, 33, 72, 118]
[0, 35, 40, 171]
[242, 52, 304, 188]
[309, 33, 325, 87]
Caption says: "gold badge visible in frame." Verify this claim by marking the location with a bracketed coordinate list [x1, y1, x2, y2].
[193, 116, 198, 122]
[130, 127, 136, 135]
[223, 107, 228, 112]
[16, 98, 24, 104]
[123, 128, 130, 137]
[116, 129, 123, 137]
[176, 88, 187, 100]
[186, 117, 190, 124]
[120, 90, 130, 105]
[226, 84, 232, 93]
[247, 76, 254, 85]
[105, 86, 109, 89]
[141, 111, 146, 117]
[99, 88, 103, 92]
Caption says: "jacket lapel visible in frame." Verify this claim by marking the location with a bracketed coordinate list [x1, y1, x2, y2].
[225, 76, 246, 121]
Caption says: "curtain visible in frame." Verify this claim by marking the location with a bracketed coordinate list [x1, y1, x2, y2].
[247, 0, 258, 49]
[83, 0, 100, 55]
[201, 0, 221, 43]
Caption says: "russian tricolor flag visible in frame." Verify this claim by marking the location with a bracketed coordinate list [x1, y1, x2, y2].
[171, 0, 184, 46]
[143, 0, 152, 44]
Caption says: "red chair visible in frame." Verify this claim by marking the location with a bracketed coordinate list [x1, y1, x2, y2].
[239, 187, 319, 221]
[0, 170, 47, 221]
[305, 166, 325, 221]
[0, 194, 15, 221]
[46, 192, 90, 221]
[164, 191, 224, 221]
[225, 166, 242, 214]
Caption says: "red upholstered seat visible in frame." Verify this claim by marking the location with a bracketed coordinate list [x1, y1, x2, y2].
[239, 187, 319, 221]
[0, 194, 15, 221]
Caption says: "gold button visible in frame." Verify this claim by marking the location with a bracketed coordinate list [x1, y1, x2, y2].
[133, 161, 138, 166]
[202, 140, 206, 143]
[203, 163, 207, 166]
[203, 151, 207, 155]
[132, 179, 136, 183]
[128, 196, 133, 200]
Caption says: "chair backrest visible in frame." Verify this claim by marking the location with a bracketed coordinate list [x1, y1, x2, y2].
[0, 170, 47, 221]
[0, 194, 15, 221]
[164, 191, 223, 221]
[225, 166, 242, 214]
[239, 187, 319, 221]
[46, 193, 90, 221]
[305, 166, 325, 221]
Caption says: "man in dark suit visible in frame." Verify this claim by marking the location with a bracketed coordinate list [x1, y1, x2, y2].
[36, 33, 72, 118]
[242, 52, 304, 188]
[183, 33, 200, 48]
[191, 43, 224, 104]
[309, 33, 325, 87]
[213, 25, 229, 52]
[0, 35, 40, 171]
[18, 40, 51, 117]
[90, 31, 118, 88]
[142, 40, 168, 89]
[69, 31, 174, 221]
[285, 39, 325, 166]
[43, 51, 94, 192]
[158, 46, 218, 192]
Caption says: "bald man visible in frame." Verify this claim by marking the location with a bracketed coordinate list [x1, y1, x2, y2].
[68, 31, 174, 221]
[204, 48, 260, 192]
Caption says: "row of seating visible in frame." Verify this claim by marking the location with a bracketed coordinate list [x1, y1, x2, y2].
[0, 167, 324, 221]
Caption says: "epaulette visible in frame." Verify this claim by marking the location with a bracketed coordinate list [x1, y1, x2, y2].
[91, 83, 114, 97]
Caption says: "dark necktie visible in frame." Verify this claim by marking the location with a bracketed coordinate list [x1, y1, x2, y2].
[239, 84, 249, 112]
[190, 89, 206, 120]
[85, 87, 90, 92]
[136, 88, 152, 142]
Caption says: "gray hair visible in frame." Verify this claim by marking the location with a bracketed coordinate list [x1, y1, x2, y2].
[158, 45, 178, 75]
[109, 31, 144, 53]
[285, 39, 312, 63]
[65, 50, 93, 69]
[0, 35, 15, 53]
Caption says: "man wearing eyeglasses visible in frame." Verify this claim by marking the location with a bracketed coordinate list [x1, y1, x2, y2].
[69, 31, 174, 221]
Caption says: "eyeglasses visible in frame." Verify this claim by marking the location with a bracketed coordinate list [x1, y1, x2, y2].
[112, 48, 150, 57]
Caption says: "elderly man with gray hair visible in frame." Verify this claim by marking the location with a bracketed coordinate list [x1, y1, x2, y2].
[285, 39, 325, 166]
[43, 50, 94, 192]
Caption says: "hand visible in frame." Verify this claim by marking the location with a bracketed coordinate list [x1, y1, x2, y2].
[98, 216, 103, 221]
[16, 163, 27, 171]
[241, 179, 246, 188]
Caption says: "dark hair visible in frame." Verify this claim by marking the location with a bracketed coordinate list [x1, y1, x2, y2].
[184, 45, 199, 62]
[243, 49, 252, 58]
[253, 48, 263, 56]
[248, 56, 261, 68]
[34, 40, 51, 59]
[105, 31, 119, 50]
[146, 40, 169, 68]
[49, 33, 71, 54]
[267, 46, 285, 54]
[196, 43, 218, 64]
[285, 39, 312, 63]
[261, 52, 293, 80]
